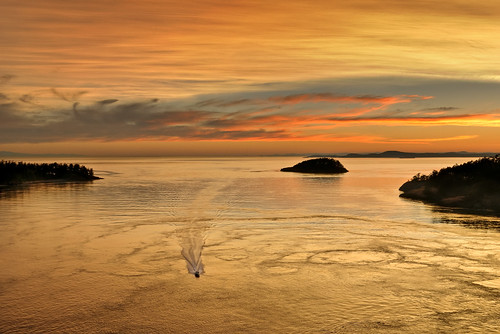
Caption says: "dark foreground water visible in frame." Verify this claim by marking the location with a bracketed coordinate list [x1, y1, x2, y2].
[1, 157, 499, 333]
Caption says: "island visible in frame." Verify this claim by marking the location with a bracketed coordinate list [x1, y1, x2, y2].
[281, 158, 348, 174]
[0, 160, 102, 186]
[308, 150, 499, 159]
[399, 156, 500, 212]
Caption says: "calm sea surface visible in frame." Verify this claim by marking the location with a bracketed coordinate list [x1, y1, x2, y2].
[1, 157, 499, 333]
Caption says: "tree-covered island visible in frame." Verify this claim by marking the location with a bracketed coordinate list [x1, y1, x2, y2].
[281, 158, 348, 174]
[399, 156, 500, 212]
[0, 160, 102, 186]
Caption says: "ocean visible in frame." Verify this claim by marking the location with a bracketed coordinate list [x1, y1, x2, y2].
[1, 157, 499, 333]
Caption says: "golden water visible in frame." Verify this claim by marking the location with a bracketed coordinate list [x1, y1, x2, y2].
[1, 157, 499, 333]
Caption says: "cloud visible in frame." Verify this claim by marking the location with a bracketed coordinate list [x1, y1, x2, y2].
[423, 107, 460, 111]
[267, 93, 433, 105]
[0, 98, 215, 143]
[386, 135, 479, 144]
[410, 107, 460, 116]
[324, 114, 500, 127]
[19, 94, 36, 104]
[2, 81, 500, 144]
[0, 75, 15, 85]
[194, 93, 433, 109]
[98, 99, 119, 105]
[346, 0, 499, 18]
[51, 88, 88, 102]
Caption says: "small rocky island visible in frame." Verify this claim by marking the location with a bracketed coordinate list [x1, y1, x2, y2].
[281, 158, 348, 174]
[0, 160, 102, 186]
[399, 156, 500, 212]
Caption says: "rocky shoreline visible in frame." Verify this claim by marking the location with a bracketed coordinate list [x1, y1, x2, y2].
[399, 156, 500, 212]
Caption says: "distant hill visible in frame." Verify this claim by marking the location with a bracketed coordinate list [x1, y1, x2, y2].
[308, 151, 499, 158]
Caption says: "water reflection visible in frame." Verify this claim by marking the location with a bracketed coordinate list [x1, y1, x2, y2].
[432, 214, 500, 230]
[400, 197, 500, 230]
[2, 157, 500, 333]
[0, 186, 22, 199]
[427, 204, 500, 229]
[0, 181, 92, 199]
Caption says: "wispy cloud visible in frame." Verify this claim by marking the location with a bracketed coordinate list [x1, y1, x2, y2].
[51, 88, 88, 103]
[386, 135, 479, 144]
[326, 114, 500, 128]
[2, 85, 500, 145]
[267, 93, 432, 105]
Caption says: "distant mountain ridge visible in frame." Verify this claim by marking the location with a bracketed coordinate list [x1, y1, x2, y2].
[309, 151, 499, 158]
[2, 150, 498, 159]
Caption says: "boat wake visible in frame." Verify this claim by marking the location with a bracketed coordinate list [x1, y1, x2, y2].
[180, 228, 206, 277]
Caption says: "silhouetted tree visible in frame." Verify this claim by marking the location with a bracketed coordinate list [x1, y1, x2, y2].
[0, 160, 101, 185]
[400, 156, 500, 211]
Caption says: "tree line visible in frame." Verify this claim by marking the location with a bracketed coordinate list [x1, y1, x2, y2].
[409, 155, 500, 183]
[0, 160, 100, 185]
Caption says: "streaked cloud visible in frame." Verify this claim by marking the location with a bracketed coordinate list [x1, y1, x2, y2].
[2, 0, 500, 100]
[387, 135, 479, 144]
[2, 0, 500, 154]
[2, 79, 500, 147]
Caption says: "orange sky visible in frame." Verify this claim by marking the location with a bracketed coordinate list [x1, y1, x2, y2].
[2, 0, 500, 155]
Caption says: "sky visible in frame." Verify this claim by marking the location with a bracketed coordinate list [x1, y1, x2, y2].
[1, 0, 500, 156]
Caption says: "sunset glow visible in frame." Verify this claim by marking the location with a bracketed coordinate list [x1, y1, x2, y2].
[2, 0, 500, 155]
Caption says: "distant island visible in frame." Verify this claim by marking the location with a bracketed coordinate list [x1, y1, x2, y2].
[281, 158, 348, 174]
[399, 156, 500, 212]
[309, 150, 499, 158]
[0, 161, 102, 186]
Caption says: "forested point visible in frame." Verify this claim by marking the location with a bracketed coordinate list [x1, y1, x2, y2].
[0, 160, 102, 185]
[399, 156, 500, 211]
